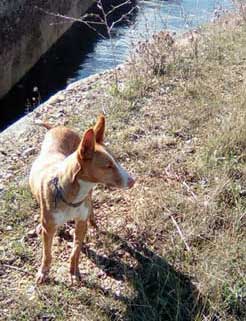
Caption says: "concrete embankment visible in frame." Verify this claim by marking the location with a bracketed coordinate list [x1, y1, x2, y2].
[0, 0, 94, 99]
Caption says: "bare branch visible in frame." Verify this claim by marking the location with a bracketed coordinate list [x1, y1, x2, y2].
[2, 263, 34, 276]
[170, 215, 191, 252]
[109, 6, 137, 32]
[106, 0, 132, 17]
[182, 181, 198, 202]
[37, 6, 105, 25]
[35, 6, 107, 39]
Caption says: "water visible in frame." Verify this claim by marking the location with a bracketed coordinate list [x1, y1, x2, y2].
[0, 0, 233, 131]
[74, 0, 233, 80]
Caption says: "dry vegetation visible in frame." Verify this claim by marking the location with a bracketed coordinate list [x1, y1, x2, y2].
[0, 9, 246, 321]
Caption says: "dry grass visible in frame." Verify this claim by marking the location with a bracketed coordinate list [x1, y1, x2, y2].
[1, 11, 246, 321]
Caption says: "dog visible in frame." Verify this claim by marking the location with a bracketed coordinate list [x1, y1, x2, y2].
[29, 115, 135, 284]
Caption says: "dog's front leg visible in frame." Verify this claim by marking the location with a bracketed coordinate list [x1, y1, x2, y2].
[69, 219, 88, 284]
[36, 222, 56, 284]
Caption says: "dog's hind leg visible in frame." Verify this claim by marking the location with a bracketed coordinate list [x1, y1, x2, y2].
[88, 192, 97, 229]
[89, 207, 97, 229]
[69, 219, 88, 284]
[36, 221, 56, 284]
[85, 191, 97, 229]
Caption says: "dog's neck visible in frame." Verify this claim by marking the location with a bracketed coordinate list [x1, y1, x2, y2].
[75, 180, 95, 201]
[57, 152, 96, 198]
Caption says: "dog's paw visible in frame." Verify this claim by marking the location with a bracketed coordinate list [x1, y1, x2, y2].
[36, 270, 49, 284]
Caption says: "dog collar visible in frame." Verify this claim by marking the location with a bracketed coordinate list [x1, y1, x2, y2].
[50, 177, 87, 209]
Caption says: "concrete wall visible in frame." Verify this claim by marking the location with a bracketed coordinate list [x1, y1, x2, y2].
[0, 0, 94, 99]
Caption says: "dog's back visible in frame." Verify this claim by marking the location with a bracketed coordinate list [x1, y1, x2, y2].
[40, 126, 80, 157]
[30, 126, 80, 200]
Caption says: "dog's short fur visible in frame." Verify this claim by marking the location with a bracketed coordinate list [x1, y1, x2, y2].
[29, 115, 134, 284]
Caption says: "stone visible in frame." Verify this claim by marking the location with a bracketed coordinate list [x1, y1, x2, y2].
[22, 147, 36, 157]
[27, 229, 38, 238]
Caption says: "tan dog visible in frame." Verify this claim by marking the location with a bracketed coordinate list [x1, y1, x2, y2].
[29, 115, 135, 284]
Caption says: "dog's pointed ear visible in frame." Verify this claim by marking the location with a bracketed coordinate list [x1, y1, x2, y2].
[71, 161, 81, 183]
[94, 114, 105, 144]
[78, 128, 95, 160]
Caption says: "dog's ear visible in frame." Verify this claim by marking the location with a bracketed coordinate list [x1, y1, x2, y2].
[94, 114, 105, 144]
[78, 128, 95, 160]
[71, 161, 81, 183]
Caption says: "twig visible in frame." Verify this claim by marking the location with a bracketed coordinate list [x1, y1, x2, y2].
[2, 263, 34, 276]
[35, 6, 106, 39]
[109, 6, 137, 32]
[35, 6, 103, 25]
[107, 0, 132, 17]
[170, 215, 191, 252]
[182, 181, 198, 201]
[162, 211, 181, 222]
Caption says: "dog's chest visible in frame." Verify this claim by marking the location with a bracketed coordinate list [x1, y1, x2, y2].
[53, 203, 89, 226]
[52, 180, 95, 226]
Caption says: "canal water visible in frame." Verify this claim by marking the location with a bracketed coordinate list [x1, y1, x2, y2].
[0, 0, 233, 131]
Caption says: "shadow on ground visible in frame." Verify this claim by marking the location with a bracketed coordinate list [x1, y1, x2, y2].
[82, 231, 211, 321]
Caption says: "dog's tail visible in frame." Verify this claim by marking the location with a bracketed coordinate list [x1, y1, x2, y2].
[34, 121, 54, 130]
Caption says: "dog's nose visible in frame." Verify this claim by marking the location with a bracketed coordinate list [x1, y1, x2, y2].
[127, 176, 135, 188]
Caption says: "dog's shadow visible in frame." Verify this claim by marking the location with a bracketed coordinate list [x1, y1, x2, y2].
[82, 231, 211, 321]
